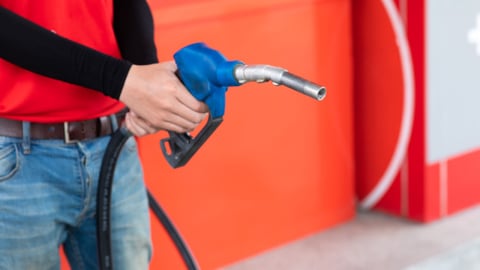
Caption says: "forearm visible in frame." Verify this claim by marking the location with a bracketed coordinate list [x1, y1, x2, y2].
[0, 6, 131, 99]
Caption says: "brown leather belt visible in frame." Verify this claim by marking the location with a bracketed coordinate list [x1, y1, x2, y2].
[0, 110, 127, 143]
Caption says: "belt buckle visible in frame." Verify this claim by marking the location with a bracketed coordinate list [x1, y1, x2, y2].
[63, 122, 79, 144]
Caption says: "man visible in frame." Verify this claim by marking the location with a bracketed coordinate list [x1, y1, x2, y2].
[0, 0, 207, 269]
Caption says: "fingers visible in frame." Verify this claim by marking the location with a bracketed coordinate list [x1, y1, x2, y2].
[174, 84, 210, 114]
[162, 61, 210, 115]
[168, 81, 210, 124]
[167, 101, 208, 130]
[125, 110, 206, 136]
[153, 76, 209, 129]
[164, 111, 208, 132]
[125, 112, 157, 137]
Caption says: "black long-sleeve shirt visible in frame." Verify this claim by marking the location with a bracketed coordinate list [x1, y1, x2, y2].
[0, 0, 158, 100]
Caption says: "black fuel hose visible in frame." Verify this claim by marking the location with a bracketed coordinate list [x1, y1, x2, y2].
[96, 127, 199, 270]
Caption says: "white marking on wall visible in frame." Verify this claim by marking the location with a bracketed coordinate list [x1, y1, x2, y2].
[360, 0, 415, 209]
[468, 14, 480, 56]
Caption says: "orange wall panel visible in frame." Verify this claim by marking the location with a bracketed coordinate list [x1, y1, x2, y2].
[139, 0, 355, 269]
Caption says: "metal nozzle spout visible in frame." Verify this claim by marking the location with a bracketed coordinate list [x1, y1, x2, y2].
[233, 64, 326, 100]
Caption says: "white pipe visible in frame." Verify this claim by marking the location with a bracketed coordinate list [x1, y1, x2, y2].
[359, 0, 415, 209]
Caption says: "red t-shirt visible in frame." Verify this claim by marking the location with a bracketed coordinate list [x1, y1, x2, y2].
[0, 0, 125, 123]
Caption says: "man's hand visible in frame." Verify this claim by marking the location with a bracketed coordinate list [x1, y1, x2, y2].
[124, 111, 157, 137]
[119, 61, 209, 136]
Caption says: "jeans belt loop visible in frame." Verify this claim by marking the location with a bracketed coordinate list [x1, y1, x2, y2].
[22, 121, 31, 154]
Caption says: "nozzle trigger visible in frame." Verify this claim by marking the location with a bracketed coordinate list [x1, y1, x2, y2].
[160, 116, 223, 168]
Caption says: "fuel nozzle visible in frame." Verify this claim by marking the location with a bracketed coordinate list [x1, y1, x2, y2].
[233, 64, 326, 101]
[160, 42, 326, 168]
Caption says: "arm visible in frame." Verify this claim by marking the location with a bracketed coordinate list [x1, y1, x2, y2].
[113, 0, 158, 65]
[0, 6, 130, 99]
[0, 6, 208, 134]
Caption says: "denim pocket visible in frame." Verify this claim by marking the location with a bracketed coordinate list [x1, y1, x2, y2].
[0, 144, 19, 182]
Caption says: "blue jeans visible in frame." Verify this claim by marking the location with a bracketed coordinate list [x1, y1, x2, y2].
[0, 133, 152, 270]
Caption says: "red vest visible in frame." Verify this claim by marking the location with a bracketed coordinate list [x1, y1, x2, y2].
[0, 0, 125, 122]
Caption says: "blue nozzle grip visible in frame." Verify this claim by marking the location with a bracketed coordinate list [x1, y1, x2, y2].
[173, 42, 242, 118]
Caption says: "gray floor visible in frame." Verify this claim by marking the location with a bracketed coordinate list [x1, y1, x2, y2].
[222, 205, 480, 270]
